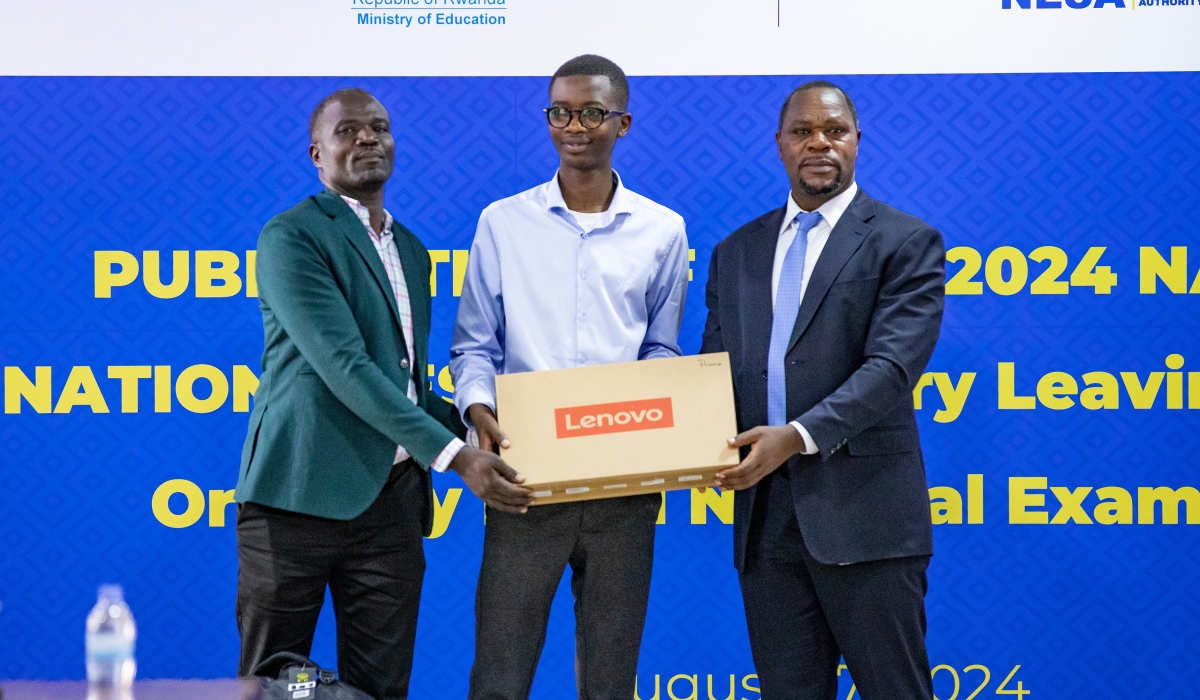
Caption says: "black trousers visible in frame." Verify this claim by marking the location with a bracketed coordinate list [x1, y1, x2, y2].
[468, 493, 660, 700]
[236, 460, 427, 700]
[739, 470, 933, 700]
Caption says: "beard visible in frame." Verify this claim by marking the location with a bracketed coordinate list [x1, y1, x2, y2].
[348, 165, 391, 193]
[797, 164, 843, 196]
[344, 150, 393, 191]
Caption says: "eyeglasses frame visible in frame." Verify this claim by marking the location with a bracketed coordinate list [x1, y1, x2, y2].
[543, 107, 627, 130]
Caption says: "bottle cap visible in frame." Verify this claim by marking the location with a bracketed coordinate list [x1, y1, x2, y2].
[98, 584, 124, 602]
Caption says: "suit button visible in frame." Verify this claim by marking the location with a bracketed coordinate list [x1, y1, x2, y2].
[400, 359, 409, 369]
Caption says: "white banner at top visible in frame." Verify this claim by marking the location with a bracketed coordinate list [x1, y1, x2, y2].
[2, 0, 1198, 76]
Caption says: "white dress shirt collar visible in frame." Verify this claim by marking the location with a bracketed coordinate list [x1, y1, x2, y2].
[339, 193, 394, 239]
[780, 181, 859, 236]
[545, 169, 634, 229]
[770, 180, 861, 308]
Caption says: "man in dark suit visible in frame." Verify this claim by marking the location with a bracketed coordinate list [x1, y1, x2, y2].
[702, 81, 945, 700]
[234, 88, 531, 700]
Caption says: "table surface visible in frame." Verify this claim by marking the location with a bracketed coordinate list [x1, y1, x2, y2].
[0, 680, 261, 700]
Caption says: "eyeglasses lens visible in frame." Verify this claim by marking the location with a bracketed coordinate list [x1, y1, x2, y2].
[547, 108, 571, 127]
[579, 109, 605, 129]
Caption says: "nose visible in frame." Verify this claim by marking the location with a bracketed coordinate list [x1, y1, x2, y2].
[356, 126, 379, 144]
[563, 112, 587, 133]
[806, 130, 831, 151]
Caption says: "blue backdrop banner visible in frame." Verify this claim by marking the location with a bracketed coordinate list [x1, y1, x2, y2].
[1, 72, 1199, 699]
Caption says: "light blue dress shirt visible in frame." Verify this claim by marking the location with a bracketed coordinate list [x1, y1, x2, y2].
[450, 172, 690, 420]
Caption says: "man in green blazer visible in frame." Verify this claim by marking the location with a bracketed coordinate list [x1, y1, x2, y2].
[234, 88, 531, 700]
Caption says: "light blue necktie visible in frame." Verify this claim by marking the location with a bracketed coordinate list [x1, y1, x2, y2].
[768, 211, 824, 426]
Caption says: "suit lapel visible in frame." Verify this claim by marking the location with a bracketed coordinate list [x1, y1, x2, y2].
[744, 208, 786, 369]
[394, 232, 429, 381]
[785, 190, 875, 354]
[315, 190, 405, 334]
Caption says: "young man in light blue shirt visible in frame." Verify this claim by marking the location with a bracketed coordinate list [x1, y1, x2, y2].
[450, 55, 690, 700]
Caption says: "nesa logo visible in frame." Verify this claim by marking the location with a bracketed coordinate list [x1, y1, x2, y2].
[1003, 0, 1125, 6]
[554, 398, 675, 439]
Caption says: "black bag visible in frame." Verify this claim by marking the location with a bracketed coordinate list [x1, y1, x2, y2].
[248, 652, 376, 700]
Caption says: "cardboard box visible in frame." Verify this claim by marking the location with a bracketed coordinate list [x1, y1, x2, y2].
[495, 353, 739, 504]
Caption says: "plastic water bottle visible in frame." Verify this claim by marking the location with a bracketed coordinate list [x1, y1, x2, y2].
[85, 584, 136, 696]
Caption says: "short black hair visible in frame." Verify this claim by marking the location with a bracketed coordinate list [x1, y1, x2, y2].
[777, 80, 859, 132]
[550, 55, 630, 110]
[309, 87, 379, 141]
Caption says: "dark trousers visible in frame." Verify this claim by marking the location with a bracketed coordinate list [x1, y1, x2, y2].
[236, 460, 427, 700]
[468, 493, 660, 700]
[739, 470, 933, 700]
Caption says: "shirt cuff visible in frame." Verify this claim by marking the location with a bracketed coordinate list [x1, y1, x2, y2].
[454, 384, 497, 426]
[790, 421, 819, 455]
[430, 437, 467, 473]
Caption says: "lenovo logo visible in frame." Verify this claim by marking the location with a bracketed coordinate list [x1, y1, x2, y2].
[554, 398, 675, 439]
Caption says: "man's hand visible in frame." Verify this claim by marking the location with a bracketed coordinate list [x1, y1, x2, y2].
[712, 425, 807, 491]
[467, 403, 509, 454]
[449, 445, 532, 513]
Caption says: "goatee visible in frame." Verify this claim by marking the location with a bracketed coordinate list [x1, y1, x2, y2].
[798, 167, 842, 197]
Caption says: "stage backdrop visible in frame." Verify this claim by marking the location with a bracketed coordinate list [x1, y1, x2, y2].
[2, 2, 1199, 699]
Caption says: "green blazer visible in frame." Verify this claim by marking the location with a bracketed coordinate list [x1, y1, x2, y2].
[236, 189, 465, 530]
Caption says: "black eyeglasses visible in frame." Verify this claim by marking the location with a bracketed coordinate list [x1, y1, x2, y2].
[543, 106, 626, 129]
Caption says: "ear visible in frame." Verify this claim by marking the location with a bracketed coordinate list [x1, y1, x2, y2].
[616, 112, 632, 138]
[775, 131, 785, 162]
[309, 142, 321, 168]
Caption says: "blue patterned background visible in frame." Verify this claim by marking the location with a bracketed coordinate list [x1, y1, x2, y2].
[1, 73, 1198, 698]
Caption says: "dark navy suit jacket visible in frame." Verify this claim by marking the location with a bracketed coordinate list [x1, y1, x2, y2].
[701, 188, 945, 569]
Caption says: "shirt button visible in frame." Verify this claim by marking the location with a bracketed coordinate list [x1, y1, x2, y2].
[581, 272, 588, 280]
[400, 358, 409, 369]
[580, 314, 587, 322]
[582, 233, 589, 240]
